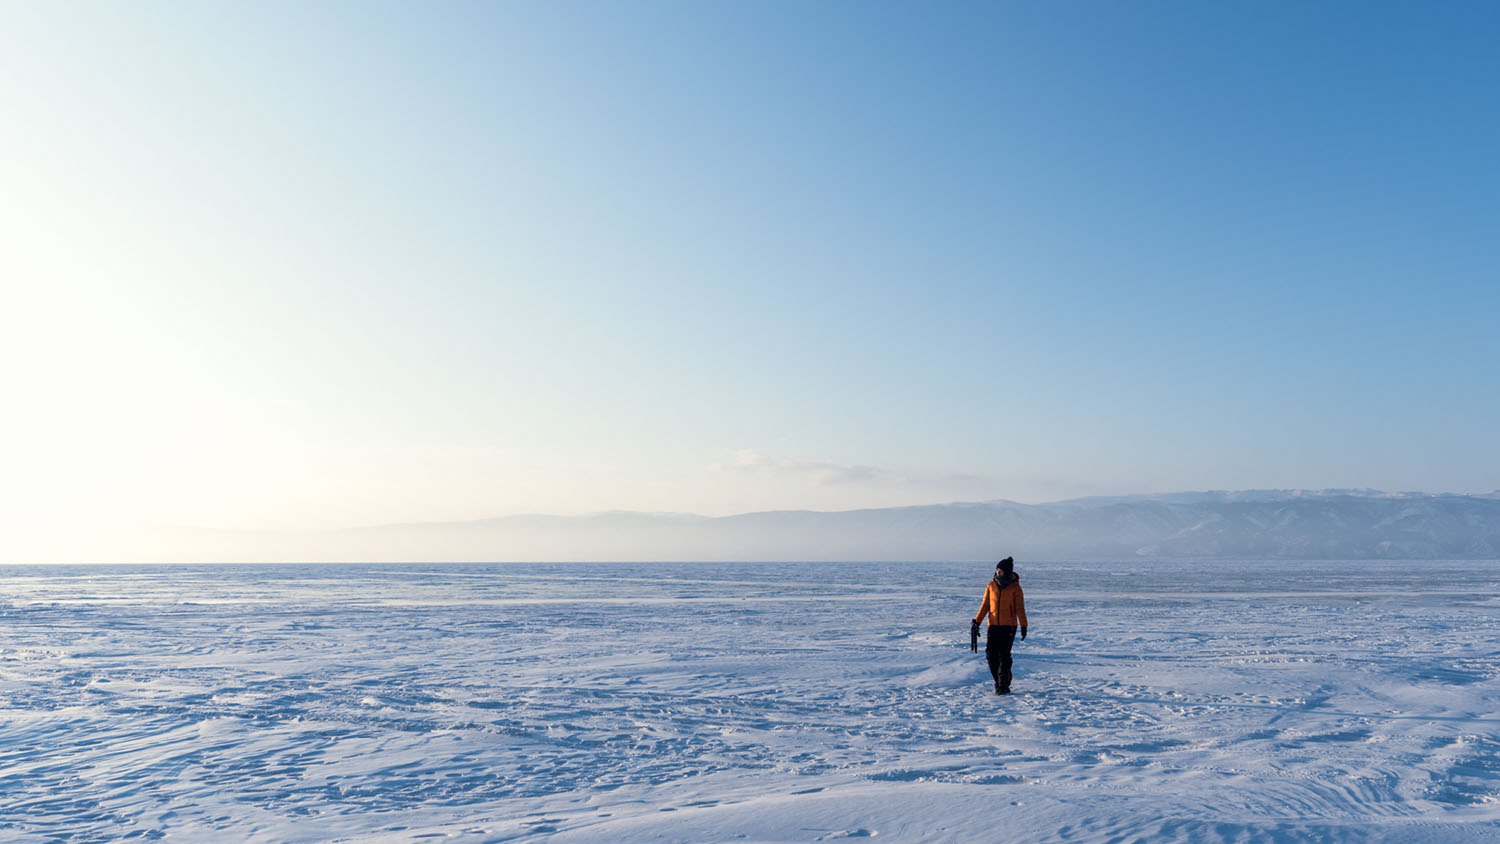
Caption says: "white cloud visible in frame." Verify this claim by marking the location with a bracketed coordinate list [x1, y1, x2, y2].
[711, 449, 883, 486]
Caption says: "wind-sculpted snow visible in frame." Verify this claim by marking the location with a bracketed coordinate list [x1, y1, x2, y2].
[0, 561, 1498, 842]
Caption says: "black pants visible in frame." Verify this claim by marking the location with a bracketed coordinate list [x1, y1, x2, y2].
[986, 624, 1016, 690]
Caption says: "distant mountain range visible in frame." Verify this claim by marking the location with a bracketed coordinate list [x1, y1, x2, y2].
[103, 489, 1500, 562]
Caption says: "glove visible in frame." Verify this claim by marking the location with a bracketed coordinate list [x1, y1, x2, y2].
[970, 620, 980, 652]
[1020, 626, 1028, 641]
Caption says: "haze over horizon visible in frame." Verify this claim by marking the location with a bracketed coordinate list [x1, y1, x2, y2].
[3, 2, 1497, 562]
[10, 488, 1498, 565]
[339, 486, 1500, 525]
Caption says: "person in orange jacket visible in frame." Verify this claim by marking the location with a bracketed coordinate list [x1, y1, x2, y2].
[970, 556, 1028, 695]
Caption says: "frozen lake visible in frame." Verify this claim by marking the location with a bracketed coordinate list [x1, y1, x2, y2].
[1, 560, 1498, 843]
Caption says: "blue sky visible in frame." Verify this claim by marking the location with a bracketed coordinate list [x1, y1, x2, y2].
[1, 1, 1496, 546]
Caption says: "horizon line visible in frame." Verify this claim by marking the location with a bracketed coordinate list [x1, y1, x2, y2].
[122, 487, 1500, 536]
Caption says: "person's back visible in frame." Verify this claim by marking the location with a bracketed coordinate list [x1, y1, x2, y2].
[970, 557, 1028, 695]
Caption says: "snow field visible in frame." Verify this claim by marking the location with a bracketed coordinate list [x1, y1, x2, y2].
[0, 561, 1497, 843]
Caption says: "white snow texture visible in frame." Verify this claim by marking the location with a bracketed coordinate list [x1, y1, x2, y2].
[1, 560, 1498, 843]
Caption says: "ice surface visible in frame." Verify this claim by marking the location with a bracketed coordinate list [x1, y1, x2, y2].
[0, 560, 1498, 843]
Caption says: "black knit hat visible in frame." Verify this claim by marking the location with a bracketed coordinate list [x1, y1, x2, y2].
[996, 557, 1014, 574]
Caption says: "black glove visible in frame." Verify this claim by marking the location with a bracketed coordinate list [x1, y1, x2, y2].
[1020, 626, 1028, 641]
[970, 620, 980, 652]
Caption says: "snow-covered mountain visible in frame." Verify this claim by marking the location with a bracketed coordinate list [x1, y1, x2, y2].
[100, 489, 1500, 562]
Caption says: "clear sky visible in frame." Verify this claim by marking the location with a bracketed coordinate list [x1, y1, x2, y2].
[2, 1, 1497, 555]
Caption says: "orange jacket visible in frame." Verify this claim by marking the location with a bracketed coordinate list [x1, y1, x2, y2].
[974, 575, 1027, 628]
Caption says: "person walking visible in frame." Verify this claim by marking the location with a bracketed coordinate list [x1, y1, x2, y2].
[970, 557, 1028, 695]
